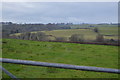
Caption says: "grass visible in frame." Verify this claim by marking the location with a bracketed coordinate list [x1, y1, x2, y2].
[97, 26, 118, 35]
[41, 27, 118, 40]
[2, 39, 119, 78]
[10, 29, 98, 41]
[41, 29, 97, 40]
[10, 25, 119, 41]
[71, 24, 118, 37]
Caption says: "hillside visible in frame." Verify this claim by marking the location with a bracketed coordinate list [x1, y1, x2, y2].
[41, 27, 118, 40]
[2, 39, 118, 78]
[41, 29, 97, 41]
[10, 25, 119, 41]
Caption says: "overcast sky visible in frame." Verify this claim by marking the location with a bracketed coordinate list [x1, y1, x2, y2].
[2, 2, 118, 24]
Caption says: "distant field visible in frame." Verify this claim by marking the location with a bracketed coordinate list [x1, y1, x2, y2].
[2, 39, 119, 78]
[97, 27, 118, 35]
[43, 27, 118, 40]
[10, 25, 119, 41]
[10, 29, 98, 41]
[71, 24, 118, 35]
[41, 29, 97, 40]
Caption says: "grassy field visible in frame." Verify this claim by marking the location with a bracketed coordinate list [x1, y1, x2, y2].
[7, 24, 119, 43]
[41, 29, 97, 41]
[68, 24, 118, 36]
[95, 26, 118, 35]
[10, 25, 118, 41]
[41, 27, 118, 40]
[2, 39, 119, 78]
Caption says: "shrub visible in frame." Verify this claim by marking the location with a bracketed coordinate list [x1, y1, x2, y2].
[96, 34, 104, 42]
[69, 34, 84, 42]
[93, 27, 99, 33]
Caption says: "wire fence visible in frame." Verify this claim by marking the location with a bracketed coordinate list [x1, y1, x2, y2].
[0, 58, 120, 79]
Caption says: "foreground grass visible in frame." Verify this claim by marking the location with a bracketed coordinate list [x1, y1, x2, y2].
[2, 39, 119, 78]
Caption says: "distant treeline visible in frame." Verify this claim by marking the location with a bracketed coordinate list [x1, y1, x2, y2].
[2, 22, 71, 38]
[2, 22, 119, 38]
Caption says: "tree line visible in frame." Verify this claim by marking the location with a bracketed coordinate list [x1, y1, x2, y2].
[2, 22, 71, 38]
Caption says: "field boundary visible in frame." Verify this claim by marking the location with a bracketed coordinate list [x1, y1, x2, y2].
[45, 40, 120, 46]
[7, 38, 119, 46]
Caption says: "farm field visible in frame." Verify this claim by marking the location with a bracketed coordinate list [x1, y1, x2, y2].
[96, 26, 118, 35]
[41, 29, 97, 41]
[2, 39, 119, 78]
[11, 26, 119, 41]
[41, 27, 118, 40]
[70, 24, 118, 36]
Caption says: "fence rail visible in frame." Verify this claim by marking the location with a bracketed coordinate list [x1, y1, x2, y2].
[0, 66, 19, 80]
[0, 58, 120, 74]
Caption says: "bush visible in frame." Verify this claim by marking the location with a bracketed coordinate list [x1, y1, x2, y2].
[96, 34, 104, 42]
[93, 28, 99, 33]
[69, 34, 84, 42]
[10, 32, 49, 41]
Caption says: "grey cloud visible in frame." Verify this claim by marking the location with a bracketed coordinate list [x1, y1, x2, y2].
[2, 2, 118, 23]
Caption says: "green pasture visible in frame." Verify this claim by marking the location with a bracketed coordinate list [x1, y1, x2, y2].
[2, 39, 119, 78]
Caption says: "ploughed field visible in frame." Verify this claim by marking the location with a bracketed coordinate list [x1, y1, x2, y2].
[2, 39, 119, 78]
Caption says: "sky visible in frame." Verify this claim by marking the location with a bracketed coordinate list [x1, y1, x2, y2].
[2, 2, 118, 24]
